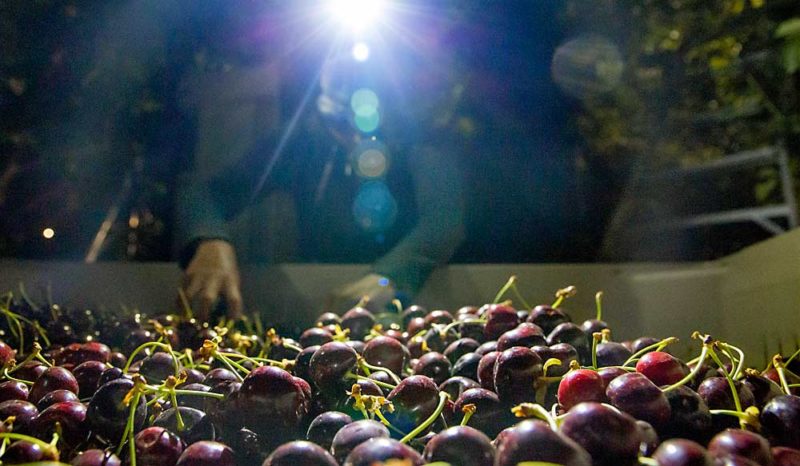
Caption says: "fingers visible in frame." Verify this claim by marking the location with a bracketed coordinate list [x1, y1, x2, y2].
[198, 276, 222, 322]
[224, 277, 244, 320]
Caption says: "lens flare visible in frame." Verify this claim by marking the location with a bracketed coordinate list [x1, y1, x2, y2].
[356, 148, 388, 178]
[352, 42, 370, 61]
[42, 228, 55, 239]
[328, 0, 386, 33]
[350, 88, 380, 115]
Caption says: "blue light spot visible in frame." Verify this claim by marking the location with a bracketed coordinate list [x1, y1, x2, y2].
[352, 181, 397, 233]
[378, 277, 390, 287]
[354, 110, 380, 133]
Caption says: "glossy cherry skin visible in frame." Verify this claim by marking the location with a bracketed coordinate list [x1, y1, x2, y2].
[37, 388, 80, 410]
[452, 352, 482, 380]
[340, 307, 376, 340]
[0, 399, 38, 433]
[73, 360, 108, 397]
[363, 336, 408, 375]
[708, 429, 774, 466]
[481, 304, 519, 340]
[330, 419, 390, 464]
[306, 411, 352, 451]
[596, 341, 633, 367]
[0, 340, 15, 366]
[175, 441, 235, 466]
[453, 388, 510, 438]
[742, 371, 783, 407]
[761, 395, 800, 449]
[532, 343, 579, 377]
[558, 368, 607, 410]
[70, 448, 122, 466]
[772, 447, 800, 466]
[153, 406, 215, 445]
[264, 441, 338, 466]
[135, 426, 185, 466]
[662, 385, 713, 443]
[439, 376, 480, 401]
[29, 400, 88, 447]
[386, 375, 440, 435]
[175, 383, 212, 410]
[492, 347, 543, 405]
[13, 360, 47, 382]
[422, 425, 495, 466]
[309, 341, 358, 394]
[55, 342, 111, 367]
[636, 351, 689, 386]
[527, 304, 571, 334]
[496, 323, 546, 351]
[87, 378, 148, 442]
[606, 371, 672, 428]
[3, 440, 58, 463]
[343, 437, 424, 466]
[547, 323, 591, 364]
[28, 366, 79, 405]
[0, 380, 29, 403]
[140, 352, 177, 384]
[237, 365, 308, 439]
[476, 351, 500, 391]
[203, 368, 238, 387]
[652, 438, 714, 466]
[495, 419, 590, 466]
[413, 352, 451, 385]
[697, 377, 755, 430]
[560, 402, 642, 466]
[299, 327, 334, 348]
[443, 338, 480, 364]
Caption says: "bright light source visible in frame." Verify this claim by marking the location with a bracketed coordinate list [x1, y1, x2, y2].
[352, 42, 370, 61]
[42, 228, 55, 239]
[328, 0, 386, 33]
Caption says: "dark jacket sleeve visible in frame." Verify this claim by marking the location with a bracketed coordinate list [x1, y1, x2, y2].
[371, 143, 466, 294]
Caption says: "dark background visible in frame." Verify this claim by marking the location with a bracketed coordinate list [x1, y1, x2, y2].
[1, 0, 798, 263]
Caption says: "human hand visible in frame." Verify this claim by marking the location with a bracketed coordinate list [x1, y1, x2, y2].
[181, 239, 243, 321]
[325, 273, 396, 314]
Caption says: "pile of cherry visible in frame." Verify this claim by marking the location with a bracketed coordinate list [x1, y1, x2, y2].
[0, 283, 799, 466]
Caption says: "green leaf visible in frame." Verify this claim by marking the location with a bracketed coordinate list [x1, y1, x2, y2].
[782, 39, 800, 74]
[776, 18, 800, 38]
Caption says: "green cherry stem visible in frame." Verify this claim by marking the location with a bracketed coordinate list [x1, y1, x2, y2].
[623, 337, 679, 367]
[0, 432, 59, 460]
[511, 403, 558, 431]
[591, 333, 600, 370]
[638, 458, 659, 466]
[359, 359, 402, 385]
[345, 372, 397, 391]
[707, 345, 745, 429]
[718, 342, 745, 380]
[460, 404, 476, 427]
[773, 355, 793, 395]
[2, 368, 33, 386]
[509, 281, 532, 310]
[493, 276, 517, 304]
[595, 291, 603, 321]
[399, 391, 449, 444]
[171, 389, 225, 399]
[663, 344, 709, 393]
[785, 346, 800, 368]
[123, 342, 174, 374]
[551, 286, 576, 309]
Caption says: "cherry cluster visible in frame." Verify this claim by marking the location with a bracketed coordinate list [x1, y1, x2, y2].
[0, 279, 798, 466]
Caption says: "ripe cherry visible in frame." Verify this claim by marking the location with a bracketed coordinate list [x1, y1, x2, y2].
[636, 351, 689, 386]
[495, 419, 590, 466]
[343, 437, 423, 466]
[423, 425, 495, 466]
[264, 440, 338, 466]
[560, 402, 642, 466]
[175, 441, 235, 466]
[135, 426, 185, 466]
[558, 368, 607, 410]
[330, 419, 390, 464]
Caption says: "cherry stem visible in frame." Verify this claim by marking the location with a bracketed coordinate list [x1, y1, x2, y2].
[392, 299, 403, 314]
[509, 282, 532, 310]
[511, 403, 558, 431]
[123, 342, 174, 374]
[399, 391, 449, 444]
[359, 359, 402, 385]
[707, 346, 745, 429]
[663, 345, 709, 393]
[215, 354, 247, 382]
[551, 286, 576, 309]
[2, 367, 33, 386]
[493, 276, 517, 304]
[718, 342, 745, 380]
[773, 355, 792, 395]
[177, 288, 194, 320]
[639, 458, 659, 466]
[623, 337, 679, 367]
[172, 389, 225, 399]
[542, 358, 562, 378]
[460, 404, 476, 427]
[345, 372, 397, 390]
[784, 346, 800, 368]
[0, 432, 59, 460]
[591, 333, 600, 370]
[709, 406, 761, 430]
[169, 390, 185, 432]
[595, 291, 603, 321]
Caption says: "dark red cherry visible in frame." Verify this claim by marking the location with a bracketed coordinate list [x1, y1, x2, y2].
[175, 441, 235, 466]
[742, 370, 783, 407]
[306, 411, 353, 451]
[153, 406, 215, 445]
[424, 309, 454, 327]
[0, 399, 37, 433]
[180, 368, 206, 386]
[547, 323, 590, 364]
[580, 318, 608, 335]
[492, 347, 543, 405]
[637, 419, 659, 456]
[631, 337, 662, 354]
[37, 388, 79, 410]
[707, 429, 774, 466]
[299, 327, 334, 348]
[331, 419, 390, 464]
[87, 378, 148, 443]
[772, 447, 800, 466]
[340, 307, 376, 340]
[30, 400, 88, 447]
[13, 360, 46, 382]
[636, 351, 689, 386]
[482, 304, 519, 340]
[475, 341, 498, 356]
[527, 304, 571, 334]
[532, 343, 578, 377]
[653, 438, 714, 466]
[293, 345, 319, 381]
[452, 352, 482, 380]
[28, 366, 79, 405]
[140, 352, 177, 384]
[56, 342, 111, 367]
[401, 305, 427, 328]
[3, 439, 58, 463]
[73, 360, 107, 396]
[496, 323, 546, 351]
[476, 351, 500, 391]
[443, 338, 480, 364]
[596, 341, 632, 367]
[761, 395, 800, 449]
[606, 372, 671, 428]
[495, 419, 590, 466]
[0, 380, 29, 402]
[135, 426, 185, 466]
[662, 385, 713, 443]
[453, 388, 510, 438]
[439, 376, 480, 401]
[560, 402, 642, 466]
[237, 365, 308, 440]
[598, 366, 628, 388]
[97, 367, 126, 387]
[558, 368, 607, 410]
[0, 340, 16, 366]
[264, 440, 338, 466]
[175, 383, 212, 410]
[386, 375, 440, 436]
[423, 425, 495, 466]
[71, 448, 122, 466]
[309, 341, 358, 394]
[316, 312, 341, 327]
[343, 437, 423, 466]
[413, 352, 451, 385]
[363, 336, 407, 375]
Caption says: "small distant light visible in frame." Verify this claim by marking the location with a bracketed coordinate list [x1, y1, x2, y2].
[378, 277, 390, 287]
[352, 42, 370, 61]
[42, 228, 55, 239]
[129, 213, 140, 229]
